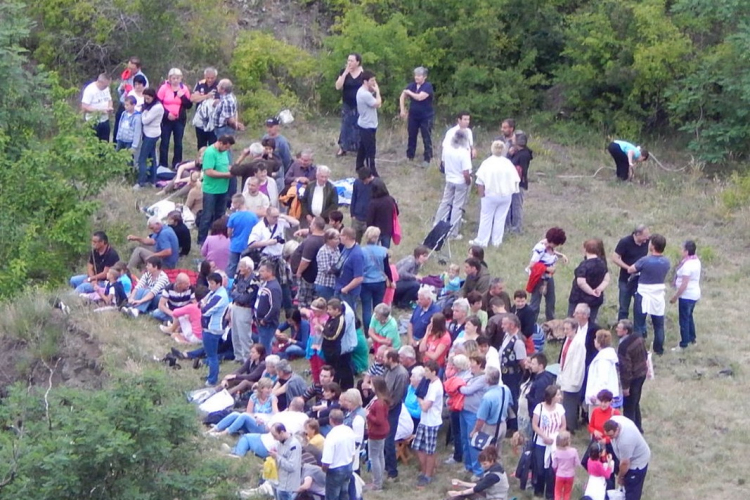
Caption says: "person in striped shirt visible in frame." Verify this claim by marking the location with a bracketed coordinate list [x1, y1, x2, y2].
[122, 256, 170, 317]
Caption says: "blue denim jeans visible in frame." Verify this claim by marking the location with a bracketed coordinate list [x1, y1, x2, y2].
[137, 136, 159, 186]
[678, 298, 698, 347]
[198, 191, 229, 244]
[460, 410, 482, 475]
[533, 443, 555, 499]
[314, 284, 334, 301]
[275, 490, 294, 500]
[258, 323, 277, 356]
[132, 288, 160, 313]
[216, 412, 267, 434]
[618, 279, 643, 324]
[279, 344, 306, 360]
[234, 433, 268, 458]
[227, 252, 241, 278]
[360, 281, 386, 332]
[634, 311, 665, 355]
[70, 274, 100, 293]
[325, 463, 352, 500]
[335, 290, 358, 312]
[150, 309, 172, 323]
[202, 331, 222, 385]
[384, 404, 400, 478]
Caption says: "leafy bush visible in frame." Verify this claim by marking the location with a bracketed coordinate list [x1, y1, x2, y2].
[0, 372, 236, 499]
[721, 172, 750, 210]
[230, 31, 319, 125]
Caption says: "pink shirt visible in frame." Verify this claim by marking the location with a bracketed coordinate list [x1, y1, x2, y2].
[156, 82, 191, 118]
[552, 447, 580, 479]
[201, 235, 231, 271]
[173, 303, 203, 340]
[587, 459, 613, 478]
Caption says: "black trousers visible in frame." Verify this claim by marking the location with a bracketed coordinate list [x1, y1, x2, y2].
[406, 114, 433, 161]
[195, 127, 216, 150]
[608, 142, 630, 180]
[356, 126, 378, 176]
[623, 375, 646, 432]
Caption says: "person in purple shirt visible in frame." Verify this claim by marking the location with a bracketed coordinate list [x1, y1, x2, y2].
[399, 67, 435, 168]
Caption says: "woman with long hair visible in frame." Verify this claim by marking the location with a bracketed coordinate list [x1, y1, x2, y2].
[366, 178, 397, 248]
[136, 87, 164, 188]
[334, 53, 364, 156]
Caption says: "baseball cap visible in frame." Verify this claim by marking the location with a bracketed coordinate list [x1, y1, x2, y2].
[265, 117, 280, 126]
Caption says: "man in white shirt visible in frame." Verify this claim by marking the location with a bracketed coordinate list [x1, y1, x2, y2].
[434, 128, 472, 239]
[247, 207, 299, 259]
[229, 397, 308, 458]
[81, 73, 113, 141]
[442, 111, 476, 159]
[412, 360, 444, 487]
[321, 409, 356, 500]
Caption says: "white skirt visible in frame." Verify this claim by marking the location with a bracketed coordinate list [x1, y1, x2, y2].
[584, 475, 607, 500]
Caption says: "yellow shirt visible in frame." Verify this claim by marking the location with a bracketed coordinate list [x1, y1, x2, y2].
[309, 433, 325, 451]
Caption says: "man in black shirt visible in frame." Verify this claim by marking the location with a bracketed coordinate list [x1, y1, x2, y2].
[511, 290, 536, 347]
[191, 67, 219, 149]
[612, 225, 650, 321]
[69, 231, 120, 293]
[293, 217, 327, 307]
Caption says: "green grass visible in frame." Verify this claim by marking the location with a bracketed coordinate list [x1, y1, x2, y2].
[14, 116, 750, 498]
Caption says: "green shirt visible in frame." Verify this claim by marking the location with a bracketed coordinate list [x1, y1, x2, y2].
[202, 145, 230, 194]
[369, 315, 401, 349]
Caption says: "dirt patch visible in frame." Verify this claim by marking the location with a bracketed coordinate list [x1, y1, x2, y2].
[0, 310, 106, 396]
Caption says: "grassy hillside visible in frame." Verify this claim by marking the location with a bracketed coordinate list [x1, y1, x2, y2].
[4, 117, 749, 498]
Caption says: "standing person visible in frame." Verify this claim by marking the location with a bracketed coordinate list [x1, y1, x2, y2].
[551, 431, 579, 500]
[135, 87, 165, 189]
[506, 132, 532, 234]
[442, 111, 476, 164]
[69, 231, 120, 293]
[202, 272, 230, 386]
[459, 355, 489, 479]
[612, 225, 650, 323]
[527, 227, 568, 323]
[531, 385, 566, 500]
[256, 261, 283, 355]
[113, 57, 148, 141]
[499, 315, 526, 432]
[470, 141, 520, 248]
[212, 79, 245, 140]
[263, 118, 293, 191]
[366, 178, 396, 248]
[198, 136, 235, 245]
[335, 53, 364, 156]
[615, 320, 647, 432]
[469, 368, 511, 453]
[498, 119, 516, 155]
[157, 68, 192, 169]
[604, 417, 651, 500]
[127, 74, 147, 111]
[628, 234, 670, 356]
[383, 348, 409, 481]
[557, 318, 586, 433]
[366, 376, 391, 491]
[349, 167, 374, 243]
[230, 257, 258, 362]
[314, 229, 341, 301]
[607, 140, 649, 181]
[334, 227, 365, 311]
[321, 300, 349, 389]
[321, 409, 356, 500]
[567, 239, 611, 324]
[412, 360, 444, 488]
[356, 71, 382, 177]
[434, 129, 472, 239]
[360, 226, 393, 329]
[269, 423, 302, 500]
[114, 95, 141, 154]
[191, 67, 219, 149]
[526, 353, 556, 432]
[227, 194, 259, 277]
[293, 217, 327, 308]
[81, 73, 113, 141]
[399, 66, 435, 168]
[584, 330, 622, 409]
[670, 240, 701, 351]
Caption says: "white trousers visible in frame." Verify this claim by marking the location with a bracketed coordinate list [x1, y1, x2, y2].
[474, 194, 513, 247]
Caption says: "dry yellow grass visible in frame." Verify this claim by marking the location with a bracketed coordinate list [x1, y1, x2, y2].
[46, 117, 750, 498]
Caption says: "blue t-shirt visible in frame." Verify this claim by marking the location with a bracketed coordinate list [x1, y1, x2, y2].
[279, 319, 310, 349]
[228, 210, 259, 253]
[406, 81, 434, 118]
[335, 245, 365, 296]
[476, 385, 513, 425]
[615, 140, 641, 160]
[152, 226, 180, 268]
[410, 302, 441, 341]
[634, 255, 670, 285]
[118, 275, 133, 294]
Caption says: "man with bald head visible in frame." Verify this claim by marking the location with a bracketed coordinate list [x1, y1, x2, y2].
[127, 215, 180, 271]
[152, 272, 195, 323]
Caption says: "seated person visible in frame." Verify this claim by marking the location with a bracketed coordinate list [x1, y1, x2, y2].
[81, 267, 128, 310]
[184, 171, 203, 218]
[228, 397, 309, 458]
[217, 344, 268, 395]
[303, 418, 325, 452]
[152, 272, 195, 323]
[368, 303, 401, 351]
[261, 354, 280, 384]
[394, 245, 430, 308]
[440, 263, 462, 299]
[301, 364, 334, 406]
[255, 163, 279, 209]
[157, 147, 206, 195]
[273, 359, 309, 410]
[296, 462, 327, 500]
[161, 285, 208, 344]
[208, 377, 279, 436]
[127, 216, 180, 271]
[166, 210, 191, 256]
[310, 382, 341, 433]
[69, 230, 120, 293]
[275, 308, 310, 360]
[467, 291, 488, 329]
[121, 256, 170, 317]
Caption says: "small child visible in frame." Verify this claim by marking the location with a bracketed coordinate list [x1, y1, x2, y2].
[304, 298, 328, 384]
[551, 430, 579, 500]
[467, 291, 488, 329]
[115, 95, 141, 153]
[583, 442, 614, 500]
[440, 264, 461, 298]
[83, 268, 125, 309]
[112, 261, 133, 295]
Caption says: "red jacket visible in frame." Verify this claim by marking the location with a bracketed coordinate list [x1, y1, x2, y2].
[444, 375, 467, 412]
[588, 407, 620, 443]
[366, 398, 391, 440]
[526, 262, 547, 293]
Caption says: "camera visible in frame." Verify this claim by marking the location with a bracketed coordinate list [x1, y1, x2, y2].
[273, 235, 286, 245]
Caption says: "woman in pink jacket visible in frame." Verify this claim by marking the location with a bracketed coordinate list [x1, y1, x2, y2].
[157, 68, 192, 169]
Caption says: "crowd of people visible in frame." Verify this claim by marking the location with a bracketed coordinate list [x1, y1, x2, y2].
[71, 54, 704, 500]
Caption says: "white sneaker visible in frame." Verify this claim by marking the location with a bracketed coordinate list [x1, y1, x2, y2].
[671, 346, 686, 352]
[159, 325, 171, 334]
[451, 234, 464, 241]
[132, 184, 141, 191]
[444, 456, 458, 465]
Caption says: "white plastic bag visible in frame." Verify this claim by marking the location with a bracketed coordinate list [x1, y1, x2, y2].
[607, 487, 626, 500]
[198, 389, 234, 413]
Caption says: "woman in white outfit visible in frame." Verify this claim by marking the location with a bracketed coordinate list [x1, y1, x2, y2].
[471, 141, 520, 247]
[584, 330, 622, 409]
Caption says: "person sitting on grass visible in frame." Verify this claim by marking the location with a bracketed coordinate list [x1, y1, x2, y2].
[226, 397, 309, 459]
[121, 256, 170, 317]
[412, 359, 444, 488]
[208, 377, 279, 436]
[310, 382, 342, 434]
[447, 445, 510, 500]
[214, 344, 268, 396]
[160, 285, 207, 344]
[69, 230, 121, 294]
[274, 308, 310, 360]
[127, 216, 180, 271]
[166, 210, 191, 257]
[81, 267, 128, 310]
[368, 303, 401, 351]
[153, 272, 194, 323]
[303, 418, 325, 452]
[394, 245, 431, 308]
[156, 147, 206, 195]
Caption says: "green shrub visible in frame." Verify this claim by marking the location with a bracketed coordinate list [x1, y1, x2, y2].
[230, 31, 319, 125]
[721, 172, 750, 210]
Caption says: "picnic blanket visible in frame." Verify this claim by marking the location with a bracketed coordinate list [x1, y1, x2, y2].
[332, 177, 354, 206]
